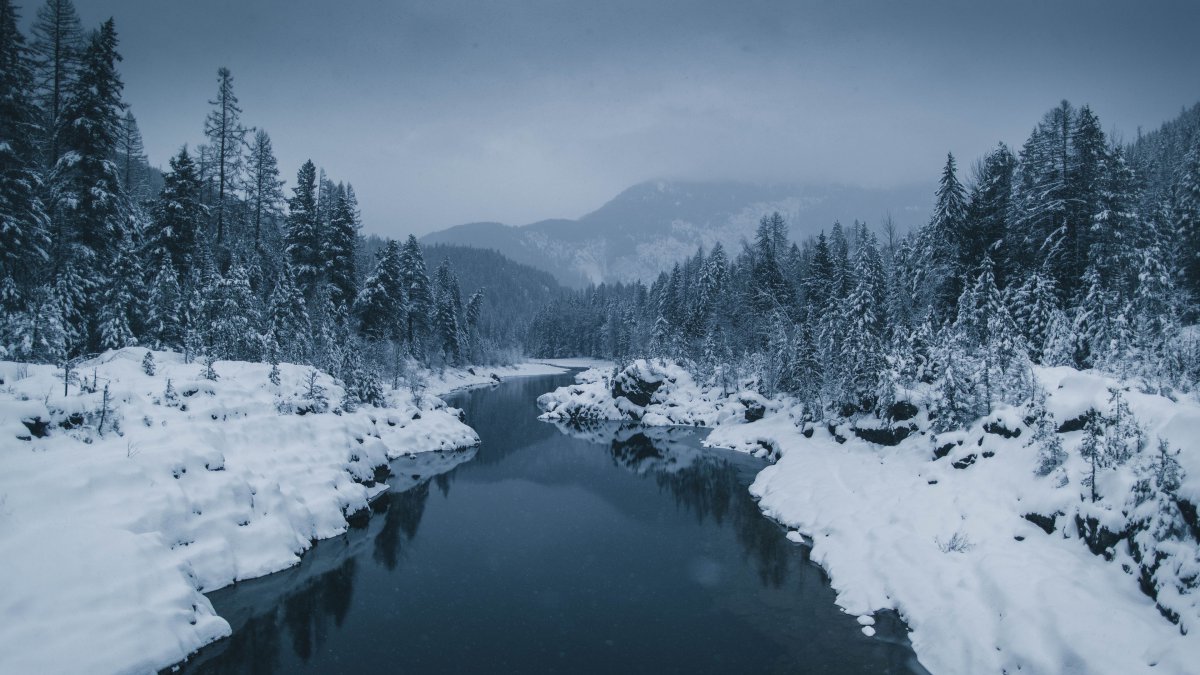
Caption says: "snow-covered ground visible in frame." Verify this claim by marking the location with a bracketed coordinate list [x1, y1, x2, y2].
[0, 348, 489, 675]
[537, 360, 1200, 674]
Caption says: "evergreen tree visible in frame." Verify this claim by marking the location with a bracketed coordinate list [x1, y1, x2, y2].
[146, 147, 206, 277]
[144, 257, 181, 349]
[208, 263, 261, 361]
[324, 183, 358, 308]
[355, 239, 407, 342]
[432, 258, 462, 364]
[285, 160, 321, 295]
[399, 234, 433, 354]
[29, 0, 82, 168]
[266, 261, 310, 363]
[0, 0, 50, 293]
[54, 18, 126, 260]
[245, 129, 283, 251]
[116, 110, 147, 201]
[921, 153, 969, 317]
[203, 67, 247, 246]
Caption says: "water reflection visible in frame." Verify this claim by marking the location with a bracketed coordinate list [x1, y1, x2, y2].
[179, 449, 472, 674]
[177, 374, 923, 675]
[554, 419, 794, 588]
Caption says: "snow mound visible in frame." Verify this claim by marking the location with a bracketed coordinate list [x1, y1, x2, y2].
[0, 348, 479, 675]
[536, 359, 766, 426]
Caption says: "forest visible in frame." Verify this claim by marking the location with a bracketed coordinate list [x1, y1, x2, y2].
[0, 1, 536, 409]
[528, 102, 1200, 422]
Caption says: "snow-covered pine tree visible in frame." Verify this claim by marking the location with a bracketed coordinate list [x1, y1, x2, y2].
[432, 258, 462, 364]
[29, 0, 83, 169]
[1011, 269, 1059, 362]
[266, 261, 310, 363]
[0, 0, 50, 299]
[245, 130, 284, 252]
[920, 153, 969, 319]
[96, 228, 142, 350]
[52, 18, 128, 350]
[355, 239, 407, 342]
[1126, 438, 1191, 623]
[147, 147, 206, 278]
[203, 67, 247, 247]
[1103, 388, 1146, 466]
[285, 160, 321, 297]
[1175, 138, 1200, 302]
[208, 263, 261, 361]
[399, 234, 434, 355]
[964, 143, 1015, 286]
[324, 183, 358, 309]
[1027, 384, 1066, 479]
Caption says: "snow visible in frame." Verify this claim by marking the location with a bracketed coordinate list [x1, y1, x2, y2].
[537, 361, 1200, 673]
[422, 358, 609, 397]
[536, 358, 759, 427]
[0, 348, 481, 675]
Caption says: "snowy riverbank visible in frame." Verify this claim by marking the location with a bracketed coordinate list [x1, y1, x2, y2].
[0, 348, 557, 674]
[537, 360, 1200, 673]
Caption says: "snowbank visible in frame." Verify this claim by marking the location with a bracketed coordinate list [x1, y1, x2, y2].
[0, 348, 480, 675]
[537, 360, 1200, 673]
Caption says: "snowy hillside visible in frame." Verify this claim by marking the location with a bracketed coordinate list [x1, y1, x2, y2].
[537, 360, 1200, 673]
[0, 348, 496, 674]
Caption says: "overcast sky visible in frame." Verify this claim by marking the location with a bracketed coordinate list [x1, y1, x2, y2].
[49, 0, 1200, 237]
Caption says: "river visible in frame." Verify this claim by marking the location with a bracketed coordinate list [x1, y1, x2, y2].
[178, 372, 924, 674]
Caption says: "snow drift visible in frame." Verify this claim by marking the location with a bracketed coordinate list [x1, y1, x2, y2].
[0, 348, 481, 674]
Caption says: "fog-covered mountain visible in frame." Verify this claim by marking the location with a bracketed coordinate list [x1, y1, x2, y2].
[422, 181, 933, 286]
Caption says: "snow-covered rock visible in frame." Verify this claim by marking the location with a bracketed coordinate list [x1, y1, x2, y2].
[536, 359, 757, 426]
[0, 348, 481, 675]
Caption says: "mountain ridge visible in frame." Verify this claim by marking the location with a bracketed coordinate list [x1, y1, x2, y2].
[421, 180, 934, 287]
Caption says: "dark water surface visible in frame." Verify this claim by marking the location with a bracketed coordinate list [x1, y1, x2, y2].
[179, 373, 924, 674]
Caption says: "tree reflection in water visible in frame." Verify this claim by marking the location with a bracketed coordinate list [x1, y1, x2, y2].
[554, 420, 794, 589]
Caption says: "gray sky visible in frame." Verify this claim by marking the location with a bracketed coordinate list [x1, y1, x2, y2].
[56, 0, 1200, 237]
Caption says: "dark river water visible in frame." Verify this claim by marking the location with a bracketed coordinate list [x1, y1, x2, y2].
[178, 372, 924, 674]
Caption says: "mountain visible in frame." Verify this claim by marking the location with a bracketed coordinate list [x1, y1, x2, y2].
[421, 180, 934, 287]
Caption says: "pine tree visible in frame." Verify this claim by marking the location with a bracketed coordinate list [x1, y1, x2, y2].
[1028, 385, 1066, 478]
[921, 153, 969, 317]
[399, 234, 433, 354]
[1011, 269, 1058, 362]
[324, 183, 358, 308]
[964, 143, 1015, 286]
[208, 263, 261, 361]
[1102, 388, 1145, 466]
[1175, 139, 1200, 301]
[96, 228, 140, 350]
[245, 130, 283, 252]
[840, 227, 886, 412]
[144, 257, 181, 349]
[285, 160, 321, 296]
[432, 258, 462, 364]
[116, 110, 147, 201]
[204, 67, 247, 246]
[29, 0, 82, 168]
[54, 18, 126, 259]
[1079, 410, 1103, 502]
[266, 262, 310, 363]
[355, 239, 407, 342]
[147, 147, 206, 277]
[0, 0, 50, 299]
